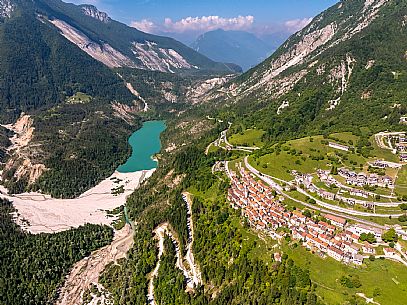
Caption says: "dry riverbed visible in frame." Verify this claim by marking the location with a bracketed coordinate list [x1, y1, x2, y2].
[147, 193, 202, 305]
[1, 169, 154, 234]
[57, 224, 134, 305]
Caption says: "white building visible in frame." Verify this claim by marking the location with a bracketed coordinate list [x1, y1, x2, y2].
[329, 142, 349, 152]
[348, 224, 383, 241]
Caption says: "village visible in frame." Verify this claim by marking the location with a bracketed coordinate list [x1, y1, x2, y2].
[227, 166, 405, 266]
[293, 168, 396, 210]
[375, 132, 407, 163]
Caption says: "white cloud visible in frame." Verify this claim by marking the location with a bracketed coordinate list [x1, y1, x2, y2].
[163, 15, 254, 33]
[130, 15, 313, 40]
[131, 15, 254, 34]
[130, 19, 157, 33]
[283, 18, 313, 32]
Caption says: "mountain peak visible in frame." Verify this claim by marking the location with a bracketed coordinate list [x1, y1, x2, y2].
[210, 0, 406, 135]
[79, 4, 110, 23]
[220, 0, 395, 101]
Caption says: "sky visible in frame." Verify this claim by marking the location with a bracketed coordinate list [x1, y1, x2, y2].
[67, 0, 339, 43]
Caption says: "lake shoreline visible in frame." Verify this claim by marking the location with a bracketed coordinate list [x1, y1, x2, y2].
[117, 120, 166, 173]
[2, 120, 166, 234]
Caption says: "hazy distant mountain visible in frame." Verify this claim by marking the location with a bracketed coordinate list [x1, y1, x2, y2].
[191, 29, 273, 71]
[258, 31, 291, 51]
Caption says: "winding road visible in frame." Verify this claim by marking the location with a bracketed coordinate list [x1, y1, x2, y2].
[205, 120, 259, 155]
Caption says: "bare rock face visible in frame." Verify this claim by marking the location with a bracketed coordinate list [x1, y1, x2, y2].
[186, 76, 233, 104]
[2, 114, 46, 186]
[132, 41, 195, 73]
[210, 0, 392, 109]
[0, 0, 14, 19]
[80, 5, 110, 23]
[111, 102, 141, 125]
[48, 18, 197, 73]
[49, 19, 136, 68]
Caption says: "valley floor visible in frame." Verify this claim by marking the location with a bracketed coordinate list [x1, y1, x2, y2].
[1, 170, 154, 234]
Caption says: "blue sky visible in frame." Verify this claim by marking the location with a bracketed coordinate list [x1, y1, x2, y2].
[68, 0, 338, 41]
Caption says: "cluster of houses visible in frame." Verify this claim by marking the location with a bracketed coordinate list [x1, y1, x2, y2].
[338, 168, 394, 189]
[370, 159, 402, 169]
[227, 168, 382, 265]
[294, 170, 376, 209]
[383, 133, 407, 162]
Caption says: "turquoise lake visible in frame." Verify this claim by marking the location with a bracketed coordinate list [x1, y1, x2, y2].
[117, 120, 166, 173]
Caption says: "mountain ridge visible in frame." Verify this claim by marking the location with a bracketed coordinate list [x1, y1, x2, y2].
[33, 0, 241, 74]
[210, 0, 407, 138]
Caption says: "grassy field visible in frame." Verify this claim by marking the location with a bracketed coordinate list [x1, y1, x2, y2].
[228, 158, 244, 174]
[229, 217, 278, 261]
[249, 132, 401, 185]
[250, 134, 367, 181]
[330, 132, 359, 144]
[66, 92, 92, 104]
[396, 166, 407, 196]
[207, 143, 220, 154]
[200, 160, 407, 305]
[281, 242, 407, 305]
[228, 129, 265, 147]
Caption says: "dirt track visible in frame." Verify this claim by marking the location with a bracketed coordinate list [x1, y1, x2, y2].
[147, 193, 202, 304]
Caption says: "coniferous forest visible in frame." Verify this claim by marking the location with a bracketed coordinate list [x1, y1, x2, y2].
[0, 198, 113, 305]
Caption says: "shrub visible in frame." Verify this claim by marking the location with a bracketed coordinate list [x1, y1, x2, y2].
[398, 215, 407, 222]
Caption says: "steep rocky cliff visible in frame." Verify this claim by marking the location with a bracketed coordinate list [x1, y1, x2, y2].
[212, 0, 407, 136]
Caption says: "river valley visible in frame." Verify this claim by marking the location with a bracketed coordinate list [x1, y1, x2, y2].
[2, 120, 166, 233]
[50, 120, 166, 305]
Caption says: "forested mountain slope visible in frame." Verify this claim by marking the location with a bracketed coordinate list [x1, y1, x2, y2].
[34, 0, 241, 74]
[0, 198, 113, 305]
[212, 0, 407, 139]
[0, 0, 240, 122]
[0, 0, 134, 122]
[0, 0, 240, 197]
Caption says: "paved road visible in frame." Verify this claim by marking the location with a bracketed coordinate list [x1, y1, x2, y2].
[244, 157, 404, 218]
[222, 133, 407, 235]
[374, 131, 405, 150]
[243, 157, 405, 231]
[209, 121, 260, 153]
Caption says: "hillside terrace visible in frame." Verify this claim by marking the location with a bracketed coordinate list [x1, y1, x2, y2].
[376, 132, 407, 162]
[227, 167, 386, 265]
[338, 167, 394, 189]
[294, 171, 382, 210]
